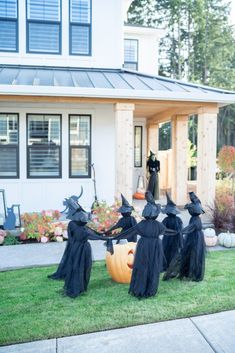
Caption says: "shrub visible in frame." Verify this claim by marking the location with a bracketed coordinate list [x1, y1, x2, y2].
[3, 235, 21, 246]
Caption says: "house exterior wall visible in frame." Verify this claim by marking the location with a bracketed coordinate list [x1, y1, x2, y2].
[0, 0, 123, 69]
[0, 102, 116, 212]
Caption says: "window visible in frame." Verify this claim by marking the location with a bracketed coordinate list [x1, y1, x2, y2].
[69, 115, 91, 177]
[134, 126, 142, 167]
[70, 0, 91, 55]
[26, 0, 61, 54]
[0, 113, 19, 178]
[124, 39, 138, 70]
[27, 114, 61, 178]
[0, 0, 18, 52]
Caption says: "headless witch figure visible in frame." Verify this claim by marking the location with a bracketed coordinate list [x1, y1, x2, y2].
[48, 197, 113, 298]
[106, 194, 137, 243]
[161, 192, 183, 280]
[179, 192, 206, 282]
[111, 192, 176, 298]
[147, 151, 160, 200]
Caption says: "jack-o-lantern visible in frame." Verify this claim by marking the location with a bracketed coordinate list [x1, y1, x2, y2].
[106, 242, 136, 283]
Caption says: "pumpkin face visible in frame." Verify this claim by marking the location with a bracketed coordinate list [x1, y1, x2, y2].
[218, 232, 235, 248]
[106, 242, 136, 283]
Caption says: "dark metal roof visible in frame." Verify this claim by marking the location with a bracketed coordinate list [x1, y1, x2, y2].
[0, 65, 235, 104]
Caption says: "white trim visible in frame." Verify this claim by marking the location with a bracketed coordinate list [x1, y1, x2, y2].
[1, 84, 235, 104]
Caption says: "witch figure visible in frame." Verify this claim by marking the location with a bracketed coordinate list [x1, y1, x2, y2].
[48, 196, 113, 298]
[147, 151, 160, 200]
[161, 192, 183, 280]
[179, 192, 206, 282]
[111, 192, 176, 298]
[48, 191, 84, 280]
[106, 194, 137, 243]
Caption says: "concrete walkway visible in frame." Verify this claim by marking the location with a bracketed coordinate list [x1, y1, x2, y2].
[0, 310, 234, 353]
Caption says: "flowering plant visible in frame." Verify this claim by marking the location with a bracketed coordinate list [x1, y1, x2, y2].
[88, 200, 121, 233]
[21, 210, 68, 242]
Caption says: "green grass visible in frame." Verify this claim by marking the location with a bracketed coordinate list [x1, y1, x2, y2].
[1, 250, 235, 346]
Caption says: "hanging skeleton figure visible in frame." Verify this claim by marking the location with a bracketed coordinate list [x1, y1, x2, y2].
[106, 194, 137, 243]
[48, 188, 113, 298]
[161, 192, 183, 280]
[179, 192, 206, 282]
[109, 192, 177, 298]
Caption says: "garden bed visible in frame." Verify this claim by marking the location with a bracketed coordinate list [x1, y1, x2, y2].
[1, 250, 235, 346]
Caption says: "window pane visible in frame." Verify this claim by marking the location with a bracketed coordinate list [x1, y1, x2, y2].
[70, 116, 90, 146]
[134, 126, 142, 167]
[71, 25, 89, 55]
[0, 0, 17, 18]
[0, 114, 18, 144]
[0, 19, 17, 51]
[27, 0, 60, 21]
[28, 115, 60, 145]
[28, 146, 60, 177]
[71, 148, 88, 176]
[124, 39, 138, 62]
[0, 146, 18, 177]
[70, 0, 90, 23]
[28, 22, 60, 53]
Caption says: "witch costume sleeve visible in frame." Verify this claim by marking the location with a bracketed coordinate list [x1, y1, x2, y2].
[179, 192, 206, 282]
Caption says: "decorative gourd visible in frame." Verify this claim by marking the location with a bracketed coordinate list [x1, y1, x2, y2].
[106, 242, 136, 283]
[203, 228, 217, 247]
[133, 192, 145, 200]
[218, 232, 235, 248]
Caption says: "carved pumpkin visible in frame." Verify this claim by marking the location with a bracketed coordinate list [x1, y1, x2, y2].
[106, 242, 136, 283]
[218, 232, 235, 248]
[203, 228, 217, 247]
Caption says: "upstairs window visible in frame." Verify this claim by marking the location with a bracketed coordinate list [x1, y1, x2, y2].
[0, 0, 18, 52]
[69, 115, 91, 178]
[124, 39, 138, 71]
[70, 0, 91, 55]
[27, 0, 61, 54]
[0, 113, 19, 178]
[27, 114, 61, 178]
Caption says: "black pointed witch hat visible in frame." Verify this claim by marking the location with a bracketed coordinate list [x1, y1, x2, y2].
[142, 191, 161, 218]
[161, 192, 180, 215]
[118, 194, 134, 213]
[184, 192, 205, 215]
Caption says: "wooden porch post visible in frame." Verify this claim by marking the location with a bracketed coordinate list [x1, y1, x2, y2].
[115, 103, 135, 202]
[147, 124, 159, 155]
[197, 106, 219, 207]
[171, 115, 188, 205]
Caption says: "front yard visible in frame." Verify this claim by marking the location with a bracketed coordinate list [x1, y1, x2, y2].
[1, 250, 235, 346]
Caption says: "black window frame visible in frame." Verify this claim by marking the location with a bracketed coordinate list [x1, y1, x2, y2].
[124, 38, 138, 71]
[134, 125, 143, 168]
[26, 0, 62, 54]
[69, 0, 92, 56]
[69, 114, 91, 178]
[0, 112, 19, 179]
[26, 113, 62, 179]
[0, 0, 18, 52]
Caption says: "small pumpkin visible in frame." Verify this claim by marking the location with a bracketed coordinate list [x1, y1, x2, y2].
[203, 228, 217, 247]
[133, 192, 145, 200]
[218, 232, 235, 248]
[106, 242, 136, 283]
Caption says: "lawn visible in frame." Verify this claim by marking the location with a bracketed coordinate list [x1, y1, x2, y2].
[1, 250, 235, 346]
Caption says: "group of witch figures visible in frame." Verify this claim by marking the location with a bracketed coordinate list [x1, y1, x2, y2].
[48, 190, 206, 299]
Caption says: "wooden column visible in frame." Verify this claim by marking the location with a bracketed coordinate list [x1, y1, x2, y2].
[147, 124, 159, 155]
[197, 106, 218, 207]
[171, 115, 188, 205]
[115, 103, 135, 202]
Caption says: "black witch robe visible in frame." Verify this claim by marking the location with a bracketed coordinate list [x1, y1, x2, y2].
[147, 159, 160, 200]
[162, 214, 183, 272]
[49, 220, 112, 297]
[112, 219, 175, 298]
[107, 213, 137, 243]
[179, 215, 206, 282]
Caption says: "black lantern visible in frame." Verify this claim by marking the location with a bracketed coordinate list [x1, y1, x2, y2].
[12, 204, 21, 228]
[0, 189, 7, 228]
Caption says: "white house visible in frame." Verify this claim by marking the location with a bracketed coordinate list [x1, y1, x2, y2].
[0, 0, 235, 215]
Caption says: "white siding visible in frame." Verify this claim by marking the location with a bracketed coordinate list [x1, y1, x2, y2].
[0, 102, 116, 212]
